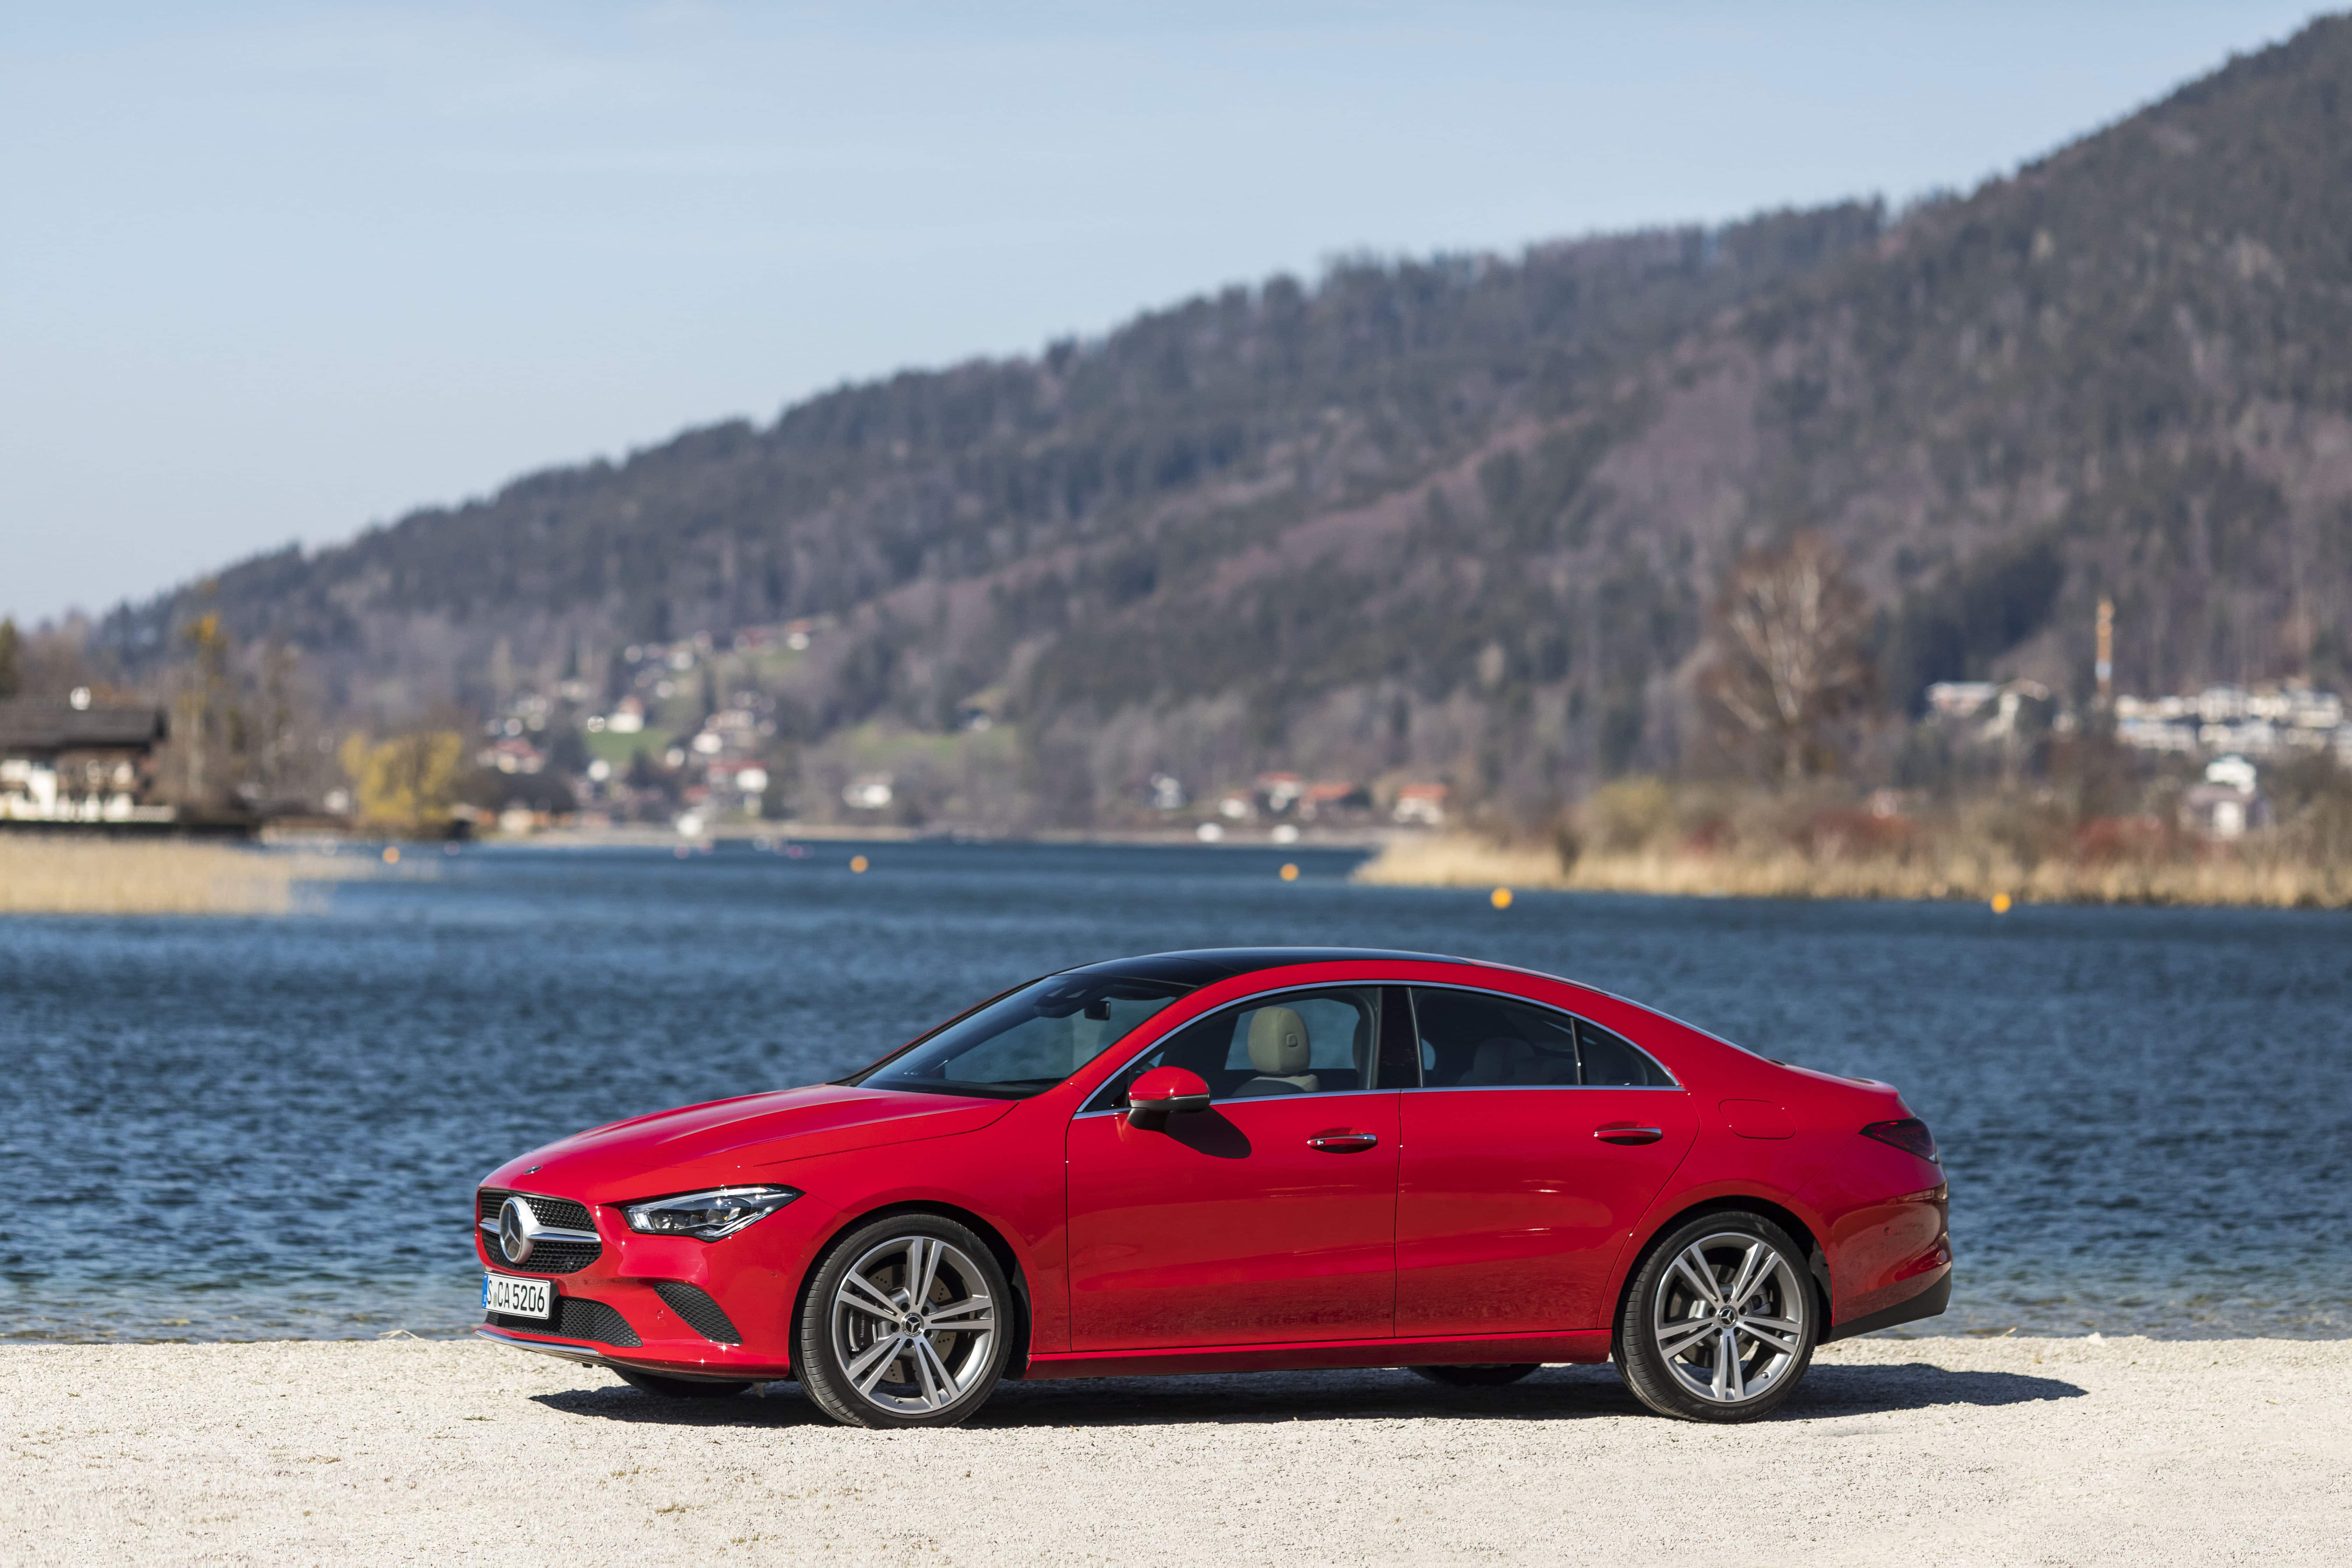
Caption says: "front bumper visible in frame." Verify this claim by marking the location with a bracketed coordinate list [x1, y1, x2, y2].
[474, 1188, 831, 1381]
[474, 1323, 792, 1382]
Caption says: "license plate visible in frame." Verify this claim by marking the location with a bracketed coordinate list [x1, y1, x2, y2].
[484, 1273, 552, 1320]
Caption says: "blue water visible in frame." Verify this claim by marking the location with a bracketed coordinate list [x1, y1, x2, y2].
[2, 840, 2345, 1340]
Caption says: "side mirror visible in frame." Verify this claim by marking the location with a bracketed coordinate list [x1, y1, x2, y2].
[1125, 1066, 1212, 1132]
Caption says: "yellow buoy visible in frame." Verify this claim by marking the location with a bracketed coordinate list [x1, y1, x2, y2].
[1990, 892, 2012, 914]
[849, 855, 869, 874]
[1491, 887, 1513, 909]
[1279, 863, 1299, 882]
[382, 846, 400, 865]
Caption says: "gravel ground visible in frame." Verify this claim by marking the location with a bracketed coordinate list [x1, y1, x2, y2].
[5, 1336, 2346, 1565]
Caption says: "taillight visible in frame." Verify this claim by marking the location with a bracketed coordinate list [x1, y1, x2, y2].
[1862, 1117, 1939, 1164]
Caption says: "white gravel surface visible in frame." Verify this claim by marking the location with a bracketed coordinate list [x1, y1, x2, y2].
[5, 1335, 2346, 1565]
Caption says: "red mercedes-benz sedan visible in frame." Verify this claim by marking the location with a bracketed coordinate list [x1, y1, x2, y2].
[474, 948, 1949, 1426]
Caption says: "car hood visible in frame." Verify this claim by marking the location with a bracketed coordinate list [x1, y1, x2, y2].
[485, 1083, 1015, 1199]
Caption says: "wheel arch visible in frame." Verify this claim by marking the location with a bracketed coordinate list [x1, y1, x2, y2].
[1608, 1193, 1833, 1344]
[790, 1199, 1035, 1380]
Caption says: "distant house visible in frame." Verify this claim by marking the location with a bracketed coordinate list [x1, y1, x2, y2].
[843, 772, 895, 811]
[1255, 772, 1305, 814]
[2116, 682, 2352, 760]
[1298, 780, 1369, 820]
[708, 758, 770, 806]
[1925, 682, 1999, 720]
[478, 737, 546, 775]
[0, 698, 174, 824]
[2182, 754, 2268, 840]
[1392, 782, 1449, 827]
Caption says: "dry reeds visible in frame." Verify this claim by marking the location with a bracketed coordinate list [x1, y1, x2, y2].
[1356, 833, 2352, 908]
[0, 837, 350, 916]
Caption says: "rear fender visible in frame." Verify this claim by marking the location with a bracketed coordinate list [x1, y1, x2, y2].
[1604, 1174, 1837, 1336]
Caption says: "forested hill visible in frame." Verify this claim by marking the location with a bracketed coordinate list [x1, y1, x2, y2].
[104, 14, 2352, 826]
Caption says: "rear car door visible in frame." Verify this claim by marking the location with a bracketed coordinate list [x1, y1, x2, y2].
[1394, 986, 1696, 1336]
[1066, 986, 1400, 1351]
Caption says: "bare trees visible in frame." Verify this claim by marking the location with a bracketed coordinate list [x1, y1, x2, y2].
[1700, 531, 1873, 780]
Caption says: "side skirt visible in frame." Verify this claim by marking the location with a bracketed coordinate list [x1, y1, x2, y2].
[1024, 1329, 1612, 1381]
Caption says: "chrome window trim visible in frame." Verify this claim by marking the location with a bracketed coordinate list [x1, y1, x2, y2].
[1072, 975, 1682, 1113]
[1071, 1085, 1395, 1122]
[1397, 979, 1684, 1091]
[1077, 981, 1392, 1116]
[1397, 1082, 1687, 1094]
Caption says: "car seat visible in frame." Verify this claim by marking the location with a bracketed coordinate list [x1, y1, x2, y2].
[1467, 1036, 1548, 1085]
[1230, 1006, 1320, 1096]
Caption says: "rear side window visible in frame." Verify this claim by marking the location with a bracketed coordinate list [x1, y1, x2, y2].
[1576, 1018, 1674, 1086]
[1086, 987, 1382, 1110]
[1409, 988, 1674, 1088]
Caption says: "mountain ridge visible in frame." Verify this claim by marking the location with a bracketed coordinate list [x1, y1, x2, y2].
[97, 13, 2352, 828]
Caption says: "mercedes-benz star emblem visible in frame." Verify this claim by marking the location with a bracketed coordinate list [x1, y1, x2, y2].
[498, 1195, 537, 1265]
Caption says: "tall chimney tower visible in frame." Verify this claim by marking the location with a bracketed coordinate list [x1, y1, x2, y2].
[2095, 596, 2114, 707]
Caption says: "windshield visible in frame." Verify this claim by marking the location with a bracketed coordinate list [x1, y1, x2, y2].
[851, 971, 1193, 1100]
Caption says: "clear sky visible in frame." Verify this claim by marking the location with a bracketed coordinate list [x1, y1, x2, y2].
[0, 2, 2330, 625]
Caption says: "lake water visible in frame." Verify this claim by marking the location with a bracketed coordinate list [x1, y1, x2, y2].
[3, 839, 2345, 1342]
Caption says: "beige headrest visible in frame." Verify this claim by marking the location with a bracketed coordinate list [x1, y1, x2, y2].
[1248, 1007, 1311, 1076]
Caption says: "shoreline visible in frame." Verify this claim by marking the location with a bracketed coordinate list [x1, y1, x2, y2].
[1352, 833, 2352, 909]
[6, 1336, 2344, 1564]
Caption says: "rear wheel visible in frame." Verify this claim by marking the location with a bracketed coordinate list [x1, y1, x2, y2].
[613, 1368, 751, 1400]
[1409, 1364, 1539, 1388]
[796, 1214, 1010, 1429]
[1614, 1211, 1816, 1423]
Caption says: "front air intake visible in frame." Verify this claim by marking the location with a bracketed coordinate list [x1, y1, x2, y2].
[486, 1295, 640, 1347]
[652, 1281, 743, 1344]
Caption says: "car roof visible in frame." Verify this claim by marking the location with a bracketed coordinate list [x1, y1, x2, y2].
[1067, 946, 1496, 989]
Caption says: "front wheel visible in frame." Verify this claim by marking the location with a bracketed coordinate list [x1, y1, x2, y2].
[796, 1214, 1011, 1429]
[1614, 1212, 1817, 1422]
[1409, 1364, 1539, 1388]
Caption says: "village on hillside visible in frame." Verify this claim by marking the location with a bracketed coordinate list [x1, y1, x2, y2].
[5, 608, 2339, 852]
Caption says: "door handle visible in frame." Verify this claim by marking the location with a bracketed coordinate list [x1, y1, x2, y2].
[1594, 1125, 1664, 1145]
[1307, 1132, 1380, 1153]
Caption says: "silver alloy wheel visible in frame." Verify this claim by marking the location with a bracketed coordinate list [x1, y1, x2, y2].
[828, 1233, 999, 1415]
[1649, 1230, 1808, 1405]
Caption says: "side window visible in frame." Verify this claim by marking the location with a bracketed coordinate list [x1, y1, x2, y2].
[1086, 988, 1381, 1111]
[1577, 1018, 1675, 1087]
[1408, 988, 1674, 1088]
[1411, 988, 1580, 1086]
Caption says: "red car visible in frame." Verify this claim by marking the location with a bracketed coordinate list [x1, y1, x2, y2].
[475, 948, 1949, 1425]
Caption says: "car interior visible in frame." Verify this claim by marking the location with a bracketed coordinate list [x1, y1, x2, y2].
[1089, 983, 1674, 1108]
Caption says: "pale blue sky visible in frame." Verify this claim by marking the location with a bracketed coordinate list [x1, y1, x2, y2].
[0, 3, 2329, 624]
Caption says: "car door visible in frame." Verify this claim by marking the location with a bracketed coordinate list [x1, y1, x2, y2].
[1394, 986, 1696, 1336]
[1065, 986, 1400, 1351]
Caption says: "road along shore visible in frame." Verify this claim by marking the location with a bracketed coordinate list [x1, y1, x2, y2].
[5, 1335, 2345, 1565]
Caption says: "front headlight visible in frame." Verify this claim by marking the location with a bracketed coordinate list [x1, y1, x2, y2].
[621, 1185, 801, 1241]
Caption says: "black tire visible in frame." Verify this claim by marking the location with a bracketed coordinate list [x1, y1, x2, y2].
[1613, 1210, 1818, 1423]
[613, 1368, 752, 1400]
[1409, 1364, 1540, 1387]
[796, 1213, 1012, 1429]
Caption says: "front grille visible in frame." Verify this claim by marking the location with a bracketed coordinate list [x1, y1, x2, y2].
[653, 1281, 743, 1344]
[486, 1295, 640, 1348]
[477, 1188, 602, 1275]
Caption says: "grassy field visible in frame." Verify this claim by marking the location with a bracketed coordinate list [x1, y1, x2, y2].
[0, 838, 352, 916]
